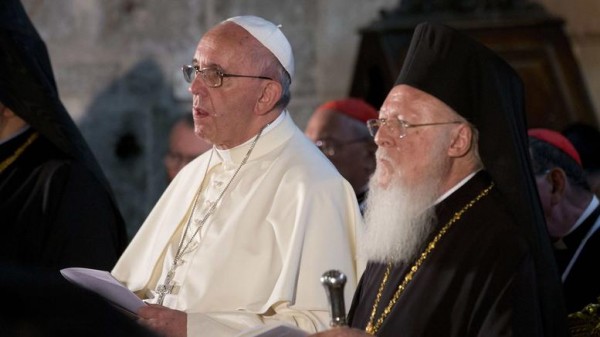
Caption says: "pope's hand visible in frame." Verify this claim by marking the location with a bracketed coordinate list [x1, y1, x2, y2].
[138, 304, 187, 337]
[309, 327, 371, 337]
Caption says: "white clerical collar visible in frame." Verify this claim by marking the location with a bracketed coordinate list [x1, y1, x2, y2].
[565, 195, 599, 236]
[263, 109, 286, 133]
[215, 111, 287, 166]
[434, 169, 481, 205]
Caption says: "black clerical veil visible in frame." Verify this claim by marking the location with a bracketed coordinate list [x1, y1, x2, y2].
[0, 0, 113, 196]
[396, 22, 567, 336]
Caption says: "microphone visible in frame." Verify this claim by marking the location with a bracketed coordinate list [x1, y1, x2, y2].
[320, 270, 348, 327]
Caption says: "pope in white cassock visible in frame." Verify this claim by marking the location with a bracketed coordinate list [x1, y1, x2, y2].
[111, 15, 362, 337]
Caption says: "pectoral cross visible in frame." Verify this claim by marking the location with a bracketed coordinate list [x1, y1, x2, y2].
[156, 267, 178, 305]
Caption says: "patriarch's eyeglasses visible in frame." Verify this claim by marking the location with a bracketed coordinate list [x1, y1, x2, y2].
[366, 118, 462, 138]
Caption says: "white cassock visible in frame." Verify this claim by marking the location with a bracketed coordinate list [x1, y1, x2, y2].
[112, 111, 362, 336]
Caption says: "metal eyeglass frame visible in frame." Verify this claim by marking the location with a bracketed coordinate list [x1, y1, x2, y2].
[182, 64, 273, 88]
[366, 117, 462, 138]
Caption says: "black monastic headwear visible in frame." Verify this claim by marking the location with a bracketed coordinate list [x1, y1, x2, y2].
[0, 0, 113, 195]
[397, 22, 567, 336]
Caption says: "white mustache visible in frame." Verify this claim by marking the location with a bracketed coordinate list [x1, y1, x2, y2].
[375, 150, 393, 162]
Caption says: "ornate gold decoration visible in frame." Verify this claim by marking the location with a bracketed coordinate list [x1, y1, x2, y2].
[0, 132, 39, 174]
[568, 297, 600, 337]
[365, 182, 495, 335]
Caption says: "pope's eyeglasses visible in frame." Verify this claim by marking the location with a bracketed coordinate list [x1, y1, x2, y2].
[182, 65, 273, 88]
[366, 118, 462, 138]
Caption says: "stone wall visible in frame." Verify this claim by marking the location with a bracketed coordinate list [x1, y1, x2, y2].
[21, 0, 600, 238]
[21, 0, 398, 238]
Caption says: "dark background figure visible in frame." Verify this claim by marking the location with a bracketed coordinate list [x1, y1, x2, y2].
[305, 98, 378, 211]
[0, 264, 157, 337]
[164, 113, 212, 183]
[562, 122, 600, 198]
[528, 128, 600, 314]
[0, 0, 128, 270]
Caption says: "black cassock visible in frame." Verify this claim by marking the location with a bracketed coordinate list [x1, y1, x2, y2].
[0, 0, 128, 270]
[0, 127, 128, 270]
[349, 171, 545, 336]
[556, 204, 600, 313]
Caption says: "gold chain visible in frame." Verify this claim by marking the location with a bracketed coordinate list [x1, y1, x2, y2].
[365, 182, 495, 335]
[0, 132, 39, 174]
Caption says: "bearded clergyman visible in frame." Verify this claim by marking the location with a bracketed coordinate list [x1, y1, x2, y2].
[310, 22, 568, 337]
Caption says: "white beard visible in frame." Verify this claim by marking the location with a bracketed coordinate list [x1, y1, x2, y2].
[360, 144, 449, 264]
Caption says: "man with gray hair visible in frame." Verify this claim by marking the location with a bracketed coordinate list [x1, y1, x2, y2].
[312, 22, 566, 337]
[112, 15, 360, 337]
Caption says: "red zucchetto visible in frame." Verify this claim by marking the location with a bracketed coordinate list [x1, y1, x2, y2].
[315, 98, 378, 123]
[528, 128, 582, 166]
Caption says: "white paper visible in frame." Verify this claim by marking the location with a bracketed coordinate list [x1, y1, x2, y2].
[235, 322, 309, 337]
[60, 267, 146, 314]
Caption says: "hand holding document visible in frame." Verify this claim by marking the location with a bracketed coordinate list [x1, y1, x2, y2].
[61, 267, 146, 315]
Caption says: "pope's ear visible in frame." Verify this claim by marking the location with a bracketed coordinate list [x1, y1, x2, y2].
[256, 81, 282, 115]
[447, 123, 472, 158]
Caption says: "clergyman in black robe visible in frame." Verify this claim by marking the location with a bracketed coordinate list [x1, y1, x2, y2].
[311, 22, 567, 337]
[0, 0, 128, 270]
[528, 130, 600, 314]
[0, 2, 149, 335]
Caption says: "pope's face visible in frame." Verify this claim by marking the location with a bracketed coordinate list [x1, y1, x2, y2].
[372, 85, 458, 189]
[189, 23, 268, 149]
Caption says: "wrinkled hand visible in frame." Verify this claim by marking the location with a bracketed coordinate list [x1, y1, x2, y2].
[309, 327, 371, 337]
[138, 304, 187, 337]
